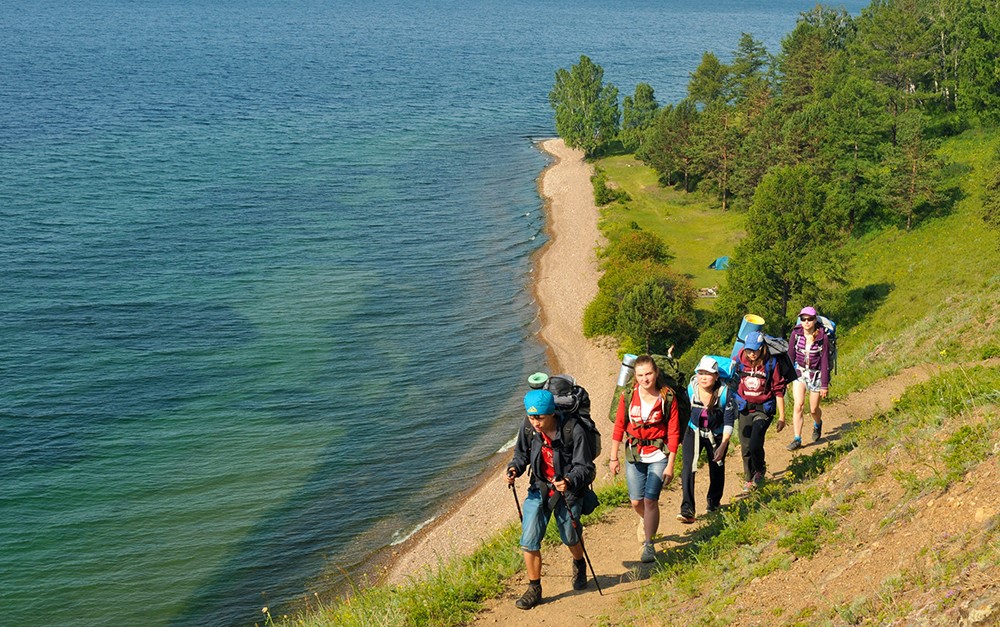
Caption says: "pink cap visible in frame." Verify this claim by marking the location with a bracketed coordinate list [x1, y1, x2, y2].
[799, 306, 817, 317]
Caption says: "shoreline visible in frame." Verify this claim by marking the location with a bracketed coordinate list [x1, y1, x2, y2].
[379, 138, 619, 586]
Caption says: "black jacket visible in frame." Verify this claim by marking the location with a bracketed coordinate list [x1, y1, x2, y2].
[507, 411, 595, 496]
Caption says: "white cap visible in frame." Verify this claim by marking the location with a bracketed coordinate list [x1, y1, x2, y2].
[695, 356, 719, 374]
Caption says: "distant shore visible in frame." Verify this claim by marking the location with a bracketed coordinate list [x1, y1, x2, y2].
[381, 138, 619, 585]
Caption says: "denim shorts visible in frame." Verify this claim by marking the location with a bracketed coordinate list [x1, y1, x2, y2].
[518, 487, 581, 551]
[625, 458, 668, 501]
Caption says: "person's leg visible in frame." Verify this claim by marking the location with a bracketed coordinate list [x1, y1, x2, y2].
[624, 460, 648, 524]
[679, 427, 696, 520]
[792, 380, 806, 439]
[523, 550, 541, 579]
[640, 459, 666, 542]
[553, 498, 588, 588]
[810, 389, 824, 441]
[706, 435, 726, 508]
[789, 380, 806, 450]
[737, 410, 753, 481]
[516, 489, 548, 609]
[749, 411, 773, 478]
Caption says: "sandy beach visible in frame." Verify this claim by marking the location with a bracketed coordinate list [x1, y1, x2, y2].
[384, 138, 619, 584]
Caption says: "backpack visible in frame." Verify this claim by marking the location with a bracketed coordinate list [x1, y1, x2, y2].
[794, 315, 838, 375]
[611, 353, 691, 427]
[687, 355, 735, 413]
[760, 335, 797, 385]
[543, 374, 601, 461]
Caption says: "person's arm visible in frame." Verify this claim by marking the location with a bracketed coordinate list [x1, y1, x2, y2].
[609, 392, 628, 476]
[506, 418, 530, 483]
[566, 422, 596, 493]
[713, 392, 737, 463]
[662, 395, 680, 484]
[819, 329, 831, 394]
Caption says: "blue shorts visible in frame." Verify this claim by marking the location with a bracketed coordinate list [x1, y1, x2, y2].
[625, 458, 668, 501]
[519, 487, 581, 551]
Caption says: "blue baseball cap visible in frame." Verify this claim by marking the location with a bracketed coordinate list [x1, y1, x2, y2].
[745, 331, 765, 351]
[524, 389, 556, 416]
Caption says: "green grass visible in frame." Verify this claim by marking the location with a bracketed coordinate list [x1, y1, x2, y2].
[593, 154, 745, 306]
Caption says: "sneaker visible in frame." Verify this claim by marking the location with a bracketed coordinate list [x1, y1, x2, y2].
[812, 421, 823, 442]
[640, 542, 656, 563]
[706, 500, 721, 513]
[742, 480, 755, 494]
[786, 437, 802, 451]
[515, 583, 542, 610]
[752, 471, 764, 488]
[571, 559, 588, 590]
[676, 512, 696, 524]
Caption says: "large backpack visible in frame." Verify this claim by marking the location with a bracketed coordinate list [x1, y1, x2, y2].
[543, 374, 601, 462]
[760, 335, 797, 385]
[794, 315, 838, 375]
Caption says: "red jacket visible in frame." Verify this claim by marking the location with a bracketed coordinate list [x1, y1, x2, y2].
[613, 384, 681, 455]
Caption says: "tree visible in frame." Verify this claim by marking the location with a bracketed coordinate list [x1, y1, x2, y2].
[620, 83, 658, 153]
[616, 275, 697, 354]
[639, 100, 699, 190]
[982, 146, 1000, 232]
[690, 102, 739, 210]
[688, 52, 730, 107]
[716, 164, 846, 328]
[550, 55, 620, 156]
[879, 109, 944, 230]
[954, 0, 1000, 121]
[729, 33, 772, 105]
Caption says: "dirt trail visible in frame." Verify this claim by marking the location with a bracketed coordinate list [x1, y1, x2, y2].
[470, 363, 944, 625]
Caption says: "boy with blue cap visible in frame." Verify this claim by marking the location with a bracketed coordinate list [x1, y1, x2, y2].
[505, 388, 596, 609]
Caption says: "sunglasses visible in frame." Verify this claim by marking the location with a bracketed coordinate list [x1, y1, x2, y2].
[800, 315, 816, 321]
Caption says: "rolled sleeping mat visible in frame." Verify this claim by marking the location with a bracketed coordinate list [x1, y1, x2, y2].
[731, 314, 765, 361]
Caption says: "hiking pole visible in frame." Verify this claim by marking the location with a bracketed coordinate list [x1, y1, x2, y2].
[509, 481, 523, 522]
[556, 479, 603, 596]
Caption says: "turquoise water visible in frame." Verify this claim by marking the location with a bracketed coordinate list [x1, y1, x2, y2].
[0, 1, 866, 625]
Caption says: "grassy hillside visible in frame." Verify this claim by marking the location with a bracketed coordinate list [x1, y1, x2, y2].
[271, 129, 1000, 627]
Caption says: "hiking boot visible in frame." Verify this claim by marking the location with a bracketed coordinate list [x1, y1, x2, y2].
[812, 421, 823, 442]
[786, 437, 802, 451]
[676, 512, 696, 524]
[571, 558, 588, 590]
[706, 500, 721, 513]
[640, 542, 656, 563]
[515, 583, 542, 610]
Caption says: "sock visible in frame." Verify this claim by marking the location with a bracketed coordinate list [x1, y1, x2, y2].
[529, 578, 541, 588]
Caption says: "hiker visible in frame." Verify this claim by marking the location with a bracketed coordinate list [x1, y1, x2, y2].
[786, 306, 831, 451]
[678, 356, 737, 523]
[609, 355, 680, 562]
[734, 331, 787, 492]
[506, 388, 596, 610]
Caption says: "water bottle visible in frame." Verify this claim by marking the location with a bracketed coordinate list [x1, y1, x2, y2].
[616, 354, 638, 387]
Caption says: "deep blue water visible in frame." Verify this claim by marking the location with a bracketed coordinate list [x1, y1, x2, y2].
[0, 0, 867, 625]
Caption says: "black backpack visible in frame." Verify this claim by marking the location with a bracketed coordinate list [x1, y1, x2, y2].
[544, 374, 601, 461]
[761, 335, 797, 385]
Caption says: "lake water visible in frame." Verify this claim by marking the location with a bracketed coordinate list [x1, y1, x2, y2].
[0, 0, 867, 625]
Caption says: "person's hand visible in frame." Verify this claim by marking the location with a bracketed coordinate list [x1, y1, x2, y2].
[662, 465, 674, 486]
[820, 389, 829, 399]
[609, 459, 620, 476]
[553, 477, 569, 493]
[775, 417, 786, 432]
[712, 440, 729, 464]
[506, 467, 517, 486]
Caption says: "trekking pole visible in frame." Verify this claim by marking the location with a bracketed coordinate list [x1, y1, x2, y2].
[556, 479, 604, 596]
[509, 481, 522, 522]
